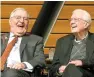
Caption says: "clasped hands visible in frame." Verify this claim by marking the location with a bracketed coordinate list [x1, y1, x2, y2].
[7, 62, 26, 70]
[59, 60, 83, 73]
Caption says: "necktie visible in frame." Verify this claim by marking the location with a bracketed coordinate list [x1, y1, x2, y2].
[0, 36, 18, 71]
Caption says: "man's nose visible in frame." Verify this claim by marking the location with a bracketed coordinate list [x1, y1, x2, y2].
[70, 20, 75, 26]
[70, 19, 76, 24]
[19, 17, 24, 22]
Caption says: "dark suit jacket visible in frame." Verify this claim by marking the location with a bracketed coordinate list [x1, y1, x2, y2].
[1, 33, 45, 71]
[50, 32, 94, 77]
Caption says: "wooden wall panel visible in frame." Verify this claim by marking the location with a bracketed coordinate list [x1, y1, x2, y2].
[1, 5, 42, 18]
[1, 19, 35, 32]
[65, 1, 94, 4]
[1, 1, 44, 4]
[52, 20, 71, 33]
[2, 1, 94, 5]
[58, 6, 94, 19]
[45, 34, 68, 47]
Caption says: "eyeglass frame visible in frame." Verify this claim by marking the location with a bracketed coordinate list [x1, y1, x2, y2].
[69, 18, 89, 23]
[10, 15, 29, 21]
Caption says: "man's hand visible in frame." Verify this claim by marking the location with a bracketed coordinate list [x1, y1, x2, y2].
[59, 65, 66, 73]
[7, 62, 26, 70]
[69, 60, 83, 66]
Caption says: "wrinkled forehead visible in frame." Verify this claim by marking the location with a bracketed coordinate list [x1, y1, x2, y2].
[11, 9, 28, 17]
[71, 11, 84, 18]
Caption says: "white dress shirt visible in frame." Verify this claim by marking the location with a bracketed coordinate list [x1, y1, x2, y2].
[7, 32, 33, 72]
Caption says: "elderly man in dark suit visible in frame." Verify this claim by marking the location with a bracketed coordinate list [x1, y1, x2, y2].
[1, 8, 45, 77]
[50, 9, 94, 77]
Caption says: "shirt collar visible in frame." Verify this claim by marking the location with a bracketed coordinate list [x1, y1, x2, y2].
[9, 32, 15, 38]
[74, 32, 88, 44]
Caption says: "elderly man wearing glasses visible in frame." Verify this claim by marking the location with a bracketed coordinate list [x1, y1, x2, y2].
[1, 8, 45, 77]
[50, 9, 94, 77]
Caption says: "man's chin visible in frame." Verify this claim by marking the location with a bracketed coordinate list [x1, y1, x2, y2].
[71, 30, 77, 33]
[15, 32, 26, 36]
[16, 30, 27, 36]
[71, 29, 78, 33]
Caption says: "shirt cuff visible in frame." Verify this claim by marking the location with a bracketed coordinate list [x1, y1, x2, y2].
[23, 62, 33, 70]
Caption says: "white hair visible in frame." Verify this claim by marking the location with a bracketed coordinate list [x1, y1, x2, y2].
[9, 8, 29, 19]
[73, 9, 92, 25]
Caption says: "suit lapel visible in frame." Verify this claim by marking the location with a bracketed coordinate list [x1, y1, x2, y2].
[86, 34, 94, 59]
[1, 33, 9, 55]
[1, 33, 29, 57]
[61, 34, 74, 64]
[20, 35, 28, 56]
[65, 38, 74, 63]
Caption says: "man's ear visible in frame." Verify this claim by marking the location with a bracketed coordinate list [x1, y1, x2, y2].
[84, 22, 89, 28]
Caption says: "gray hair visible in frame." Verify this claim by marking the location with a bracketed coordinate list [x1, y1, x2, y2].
[73, 9, 92, 25]
[9, 8, 29, 19]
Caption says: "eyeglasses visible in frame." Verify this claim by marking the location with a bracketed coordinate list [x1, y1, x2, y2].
[11, 16, 29, 21]
[69, 18, 88, 23]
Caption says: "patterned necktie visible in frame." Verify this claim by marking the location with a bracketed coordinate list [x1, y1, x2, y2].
[0, 36, 18, 71]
